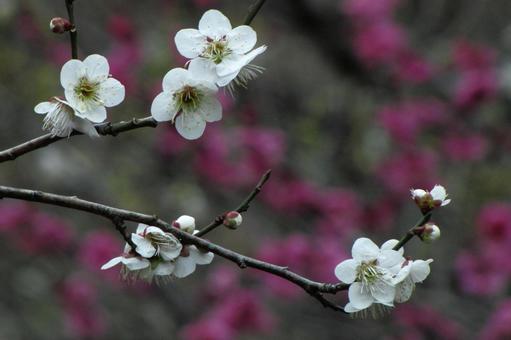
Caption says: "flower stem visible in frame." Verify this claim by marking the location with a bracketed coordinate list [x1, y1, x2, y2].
[392, 211, 432, 251]
[244, 0, 267, 26]
[65, 0, 78, 59]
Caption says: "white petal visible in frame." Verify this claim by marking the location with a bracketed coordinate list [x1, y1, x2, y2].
[352, 238, 380, 262]
[145, 226, 165, 236]
[99, 78, 125, 107]
[174, 29, 206, 59]
[334, 259, 358, 284]
[122, 257, 150, 270]
[151, 92, 176, 122]
[216, 45, 267, 79]
[430, 185, 447, 201]
[189, 245, 214, 265]
[173, 255, 197, 278]
[153, 261, 175, 276]
[371, 281, 396, 304]
[198, 96, 222, 122]
[131, 234, 157, 258]
[75, 105, 107, 123]
[160, 243, 182, 261]
[378, 249, 404, 268]
[411, 189, 427, 198]
[441, 199, 451, 206]
[64, 89, 80, 110]
[380, 239, 402, 254]
[348, 282, 374, 310]
[175, 112, 206, 140]
[101, 256, 123, 270]
[188, 58, 218, 85]
[136, 223, 148, 234]
[60, 59, 84, 89]
[344, 302, 361, 313]
[83, 54, 110, 82]
[410, 259, 433, 283]
[198, 9, 232, 38]
[34, 101, 54, 114]
[395, 278, 415, 303]
[226, 25, 257, 54]
[162, 68, 190, 93]
[175, 215, 196, 233]
[71, 116, 100, 138]
[392, 263, 412, 285]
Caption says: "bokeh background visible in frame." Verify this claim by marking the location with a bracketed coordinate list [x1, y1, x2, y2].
[1, 0, 511, 339]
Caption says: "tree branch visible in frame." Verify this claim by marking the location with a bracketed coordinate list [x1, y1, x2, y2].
[244, 0, 267, 25]
[195, 169, 272, 237]
[65, 0, 78, 59]
[0, 184, 349, 312]
[392, 211, 432, 251]
[0, 116, 157, 163]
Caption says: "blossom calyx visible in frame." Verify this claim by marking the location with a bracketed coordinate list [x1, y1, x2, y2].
[223, 211, 242, 229]
[50, 17, 73, 34]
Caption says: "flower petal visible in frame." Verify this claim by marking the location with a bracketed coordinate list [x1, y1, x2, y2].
[198, 9, 232, 38]
[175, 112, 206, 140]
[352, 238, 380, 262]
[136, 223, 148, 234]
[101, 256, 123, 270]
[160, 243, 182, 261]
[153, 261, 175, 276]
[99, 77, 125, 107]
[174, 29, 206, 59]
[151, 92, 176, 122]
[162, 68, 190, 93]
[430, 185, 447, 201]
[395, 278, 415, 303]
[344, 302, 361, 313]
[34, 101, 54, 114]
[378, 249, 404, 268]
[77, 105, 107, 123]
[226, 25, 257, 54]
[334, 259, 358, 284]
[348, 282, 374, 310]
[173, 256, 197, 278]
[72, 116, 100, 138]
[198, 96, 222, 122]
[380, 239, 402, 255]
[60, 59, 84, 89]
[83, 54, 110, 82]
[371, 281, 395, 304]
[122, 257, 150, 270]
[145, 226, 165, 236]
[188, 58, 218, 85]
[189, 246, 214, 265]
[410, 259, 433, 283]
[131, 234, 157, 258]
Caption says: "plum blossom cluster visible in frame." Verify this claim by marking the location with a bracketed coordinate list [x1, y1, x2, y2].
[101, 215, 213, 284]
[151, 9, 267, 139]
[335, 238, 433, 317]
[34, 54, 125, 137]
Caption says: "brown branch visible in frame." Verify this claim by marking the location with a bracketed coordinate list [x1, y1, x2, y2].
[64, 0, 78, 59]
[195, 169, 272, 237]
[0, 184, 349, 312]
[0, 116, 157, 163]
[244, 0, 267, 25]
[392, 211, 432, 251]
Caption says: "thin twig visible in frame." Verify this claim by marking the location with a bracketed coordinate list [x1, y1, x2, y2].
[0, 116, 158, 163]
[112, 216, 137, 250]
[195, 169, 272, 237]
[0, 184, 349, 313]
[244, 0, 267, 25]
[392, 212, 432, 251]
[64, 0, 78, 59]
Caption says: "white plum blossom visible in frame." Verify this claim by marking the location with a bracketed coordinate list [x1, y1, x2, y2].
[411, 185, 451, 213]
[335, 238, 404, 315]
[101, 244, 151, 281]
[173, 245, 214, 278]
[172, 215, 196, 234]
[393, 259, 433, 303]
[34, 97, 99, 137]
[151, 58, 221, 140]
[174, 9, 267, 88]
[60, 54, 125, 123]
[131, 223, 182, 261]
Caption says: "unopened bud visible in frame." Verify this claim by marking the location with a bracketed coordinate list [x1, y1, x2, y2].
[50, 17, 73, 34]
[172, 215, 195, 234]
[223, 211, 242, 230]
[420, 223, 441, 243]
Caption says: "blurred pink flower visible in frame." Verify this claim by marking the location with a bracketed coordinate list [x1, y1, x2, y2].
[378, 99, 446, 144]
[0, 202, 32, 232]
[479, 300, 511, 340]
[108, 15, 136, 42]
[442, 133, 488, 161]
[156, 126, 190, 157]
[17, 212, 74, 254]
[455, 250, 507, 296]
[181, 318, 234, 340]
[352, 21, 407, 67]
[78, 231, 123, 281]
[454, 70, 498, 109]
[476, 203, 511, 243]
[394, 50, 435, 84]
[394, 304, 463, 340]
[314, 189, 363, 237]
[261, 178, 319, 213]
[453, 40, 496, 72]
[204, 266, 240, 300]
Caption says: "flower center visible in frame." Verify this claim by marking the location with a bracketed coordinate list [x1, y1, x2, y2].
[174, 85, 202, 112]
[203, 39, 230, 64]
[75, 77, 101, 104]
[356, 260, 382, 286]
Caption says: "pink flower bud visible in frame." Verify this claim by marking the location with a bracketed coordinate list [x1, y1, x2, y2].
[49, 17, 73, 34]
[420, 223, 441, 243]
[223, 211, 242, 230]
